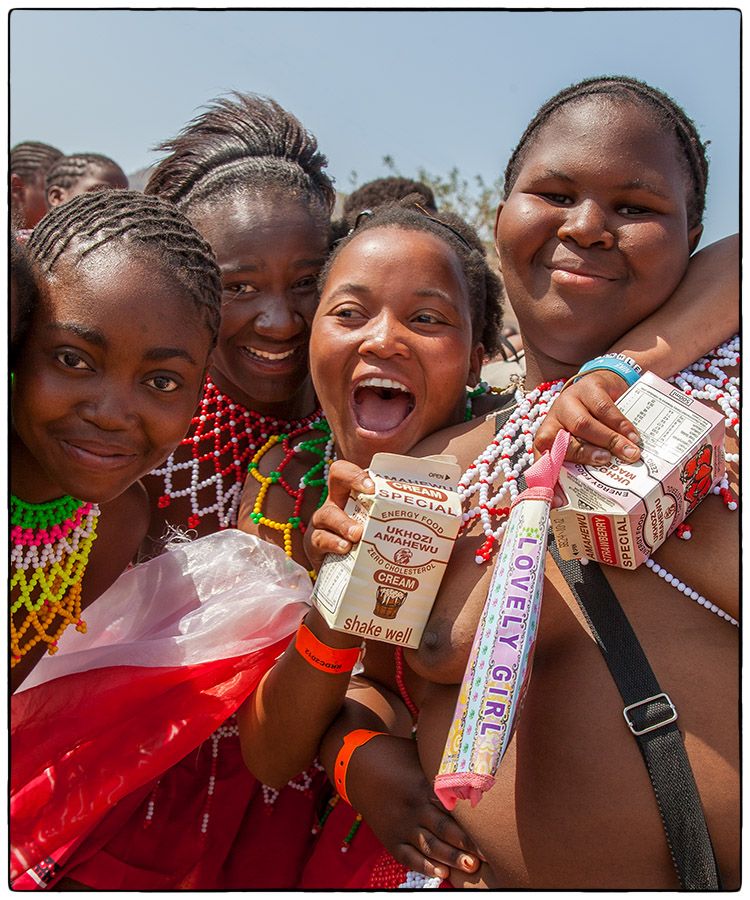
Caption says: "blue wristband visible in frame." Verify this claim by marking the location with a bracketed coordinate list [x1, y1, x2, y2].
[575, 355, 641, 387]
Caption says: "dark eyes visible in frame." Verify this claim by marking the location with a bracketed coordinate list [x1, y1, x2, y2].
[145, 375, 180, 393]
[56, 350, 91, 370]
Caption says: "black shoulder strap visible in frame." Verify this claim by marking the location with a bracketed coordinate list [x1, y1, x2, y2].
[547, 535, 721, 890]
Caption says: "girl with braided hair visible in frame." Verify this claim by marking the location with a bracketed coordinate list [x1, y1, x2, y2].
[45, 152, 128, 207]
[10, 189, 312, 888]
[298, 76, 738, 889]
[10, 140, 63, 233]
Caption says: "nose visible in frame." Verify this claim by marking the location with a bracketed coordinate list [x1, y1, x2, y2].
[253, 294, 306, 341]
[557, 199, 614, 249]
[78, 381, 138, 431]
[358, 310, 411, 359]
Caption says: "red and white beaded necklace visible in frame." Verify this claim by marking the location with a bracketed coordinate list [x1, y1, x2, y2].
[459, 337, 740, 623]
[150, 375, 322, 530]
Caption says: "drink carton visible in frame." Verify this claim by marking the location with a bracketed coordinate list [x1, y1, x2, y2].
[550, 371, 725, 569]
[312, 452, 462, 648]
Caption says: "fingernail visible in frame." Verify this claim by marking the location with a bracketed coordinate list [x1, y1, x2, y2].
[337, 539, 351, 552]
[592, 450, 611, 465]
[626, 431, 640, 444]
[460, 854, 476, 870]
[622, 445, 639, 460]
[347, 524, 360, 540]
[360, 476, 374, 491]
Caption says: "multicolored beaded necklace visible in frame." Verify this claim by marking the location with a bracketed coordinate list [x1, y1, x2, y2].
[458, 337, 740, 623]
[247, 417, 334, 563]
[10, 494, 100, 666]
[150, 375, 323, 530]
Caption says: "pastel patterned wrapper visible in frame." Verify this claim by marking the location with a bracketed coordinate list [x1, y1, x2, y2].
[434, 430, 570, 809]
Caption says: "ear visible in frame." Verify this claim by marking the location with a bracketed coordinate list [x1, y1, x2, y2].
[688, 224, 703, 255]
[47, 186, 65, 208]
[493, 202, 505, 263]
[10, 173, 25, 205]
[468, 343, 485, 387]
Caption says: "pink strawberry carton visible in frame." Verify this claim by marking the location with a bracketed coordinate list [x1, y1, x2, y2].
[550, 371, 725, 569]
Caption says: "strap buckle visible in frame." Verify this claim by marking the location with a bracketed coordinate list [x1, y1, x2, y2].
[623, 692, 678, 736]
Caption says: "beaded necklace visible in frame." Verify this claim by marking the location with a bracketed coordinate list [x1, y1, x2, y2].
[458, 337, 740, 623]
[247, 417, 334, 561]
[150, 375, 323, 530]
[10, 494, 100, 666]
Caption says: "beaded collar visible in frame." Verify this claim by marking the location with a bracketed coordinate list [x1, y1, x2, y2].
[458, 337, 740, 624]
[151, 375, 323, 531]
[10, 494, 100, 665]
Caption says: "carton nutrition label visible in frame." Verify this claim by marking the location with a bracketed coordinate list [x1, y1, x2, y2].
[618, 384, 712, 465]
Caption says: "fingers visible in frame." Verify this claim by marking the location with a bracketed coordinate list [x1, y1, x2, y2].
[534, 380, 641, 467]
[395, 831, 479, 881]
[326, 460, 374, 509]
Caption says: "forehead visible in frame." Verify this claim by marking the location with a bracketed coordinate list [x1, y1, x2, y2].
[330, 226, 467, 290]
[190, 193, 328, 264]
[521, 97, 688, 193]
[38, 248, 206, 339]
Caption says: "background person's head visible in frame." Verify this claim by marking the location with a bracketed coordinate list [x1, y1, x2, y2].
[145, 92, 335, 415]
[10, 141, 63, 228]
[45, 153, 129, 207]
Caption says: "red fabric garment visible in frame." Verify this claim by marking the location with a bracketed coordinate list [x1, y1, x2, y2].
[61, 733, 328, 890]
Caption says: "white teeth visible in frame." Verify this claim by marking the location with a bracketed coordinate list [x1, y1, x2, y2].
[245, 347, 296, 360]
[358, 377, 410, 393]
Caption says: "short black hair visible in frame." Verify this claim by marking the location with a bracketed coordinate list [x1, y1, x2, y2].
[145, 92, 335, 227]
[45, 152, 128, 192]
[342, 177, 437, 226]
[320, 200, 503, 357]
[26, 189, 222, 345]
[10, 141, 63, 181]
[504, 75, 709, 228]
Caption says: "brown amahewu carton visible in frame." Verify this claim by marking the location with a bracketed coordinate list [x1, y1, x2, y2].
[312, 452, 462, 648]
[550, 371, 726, 569]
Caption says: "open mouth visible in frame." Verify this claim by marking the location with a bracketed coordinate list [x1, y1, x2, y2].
[352, 377, 416, 433]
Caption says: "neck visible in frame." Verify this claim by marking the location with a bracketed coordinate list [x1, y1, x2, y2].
[520, 338, 580, 390]
[208, 366, 318, 421]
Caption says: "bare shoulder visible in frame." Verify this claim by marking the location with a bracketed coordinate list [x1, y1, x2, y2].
[411, 414, 497, 468]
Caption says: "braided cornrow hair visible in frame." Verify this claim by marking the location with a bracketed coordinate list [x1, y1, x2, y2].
[45, 152, 127, 192]
[320, 199, 504, 357]
[26, 190, 222, 344]
[145, 92, 335, 223]
[504, 75, 709, 228]
[10, 141, 63, 180]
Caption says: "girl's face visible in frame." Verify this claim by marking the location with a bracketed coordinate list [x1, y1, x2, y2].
[310, 226, 483, 469]
[47, 165, 128, 208]
[12, 250, 213, 504]
[495, 98, 703, 374]
[191, 194, 328, 416]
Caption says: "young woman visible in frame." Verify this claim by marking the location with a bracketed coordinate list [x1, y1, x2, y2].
[301, 77, 739, 889]
[45, 152, 128, 207]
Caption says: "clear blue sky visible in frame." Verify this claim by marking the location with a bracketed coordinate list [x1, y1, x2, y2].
[9, 7, 740, 247]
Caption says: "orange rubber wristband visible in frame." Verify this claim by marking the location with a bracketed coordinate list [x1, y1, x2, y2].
[334, 729, 383, 806]
[295, 623, 361, 675]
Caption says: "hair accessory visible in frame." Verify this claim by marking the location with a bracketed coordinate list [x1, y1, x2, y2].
[294, 622, 362, 675]
[413, 202, 473, 250]
[334, 729, 384, 806]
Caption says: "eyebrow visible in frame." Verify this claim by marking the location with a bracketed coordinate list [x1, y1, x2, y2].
[46, 322, 107, 348]
[143, 347, 199, 365]
[221, 257, 326, 277]
[46, 323, 197, 365]
[540, 168, 670, 198]
[326, 284, 456, 304]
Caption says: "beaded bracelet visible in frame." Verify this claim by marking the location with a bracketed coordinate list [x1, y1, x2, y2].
[334, 729, 384, 805]
[576, 353, 642, 386]
[294, 622, 362, 675]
